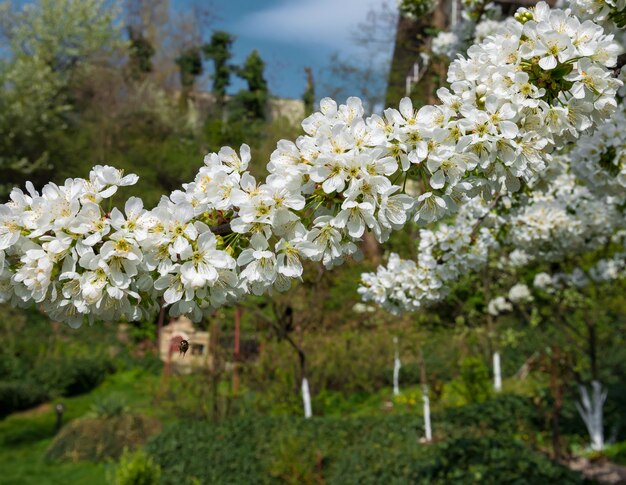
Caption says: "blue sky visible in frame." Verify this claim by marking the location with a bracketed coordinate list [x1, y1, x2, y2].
[12, 0, 396, 100]
[196, 0, 396, 99]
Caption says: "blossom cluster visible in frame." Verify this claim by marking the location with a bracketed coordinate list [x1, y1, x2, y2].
[502, 169, 621, 267]
[397, 0, 438, 19]
[568, 0, 626, 28]
[432, 2, 504, 59]
[569, 106, 626, 197]
[360, 2, 626, 315]
[487, 237, 626, 317]
[360, 160, 625, 313]
[358, 198, 498, 314]
[0, 2, 622, 326]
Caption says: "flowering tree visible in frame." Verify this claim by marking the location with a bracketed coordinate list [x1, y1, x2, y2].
[0, 3, 622, 341]
[359, 0, 626, 449]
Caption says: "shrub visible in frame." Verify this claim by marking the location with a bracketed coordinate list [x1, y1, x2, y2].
[447, 356, 492, 405]
[604, 440, 626, 465]
[109, 448, 161, 485]
[147, 406, 581, 484]
[0, 380, 48, 418]
[45, 414, 161, 462]
[33, 355, 114, 398]
[440, 394, 541, 437]
[91, 394, 128, 419]
[420, 435, 584, 484]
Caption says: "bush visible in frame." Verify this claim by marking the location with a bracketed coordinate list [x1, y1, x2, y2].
[91, 394, 128, 419]
[109, 448, 161, 485]
[147, 405, 581, 484]
[440, 394, 541, 436]
[33, 354, 115, 398]
[45, 414, 161, 462]
[0, 380, 48, 418]
[0, 354, 115, 419]
[604, 440, 626, 465]
[420, 435, 584, 484]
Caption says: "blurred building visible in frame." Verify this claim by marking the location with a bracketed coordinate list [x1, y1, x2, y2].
[188, 91, 305, 125]
[159, 316, 211, 372]
[158, 315, 260, 373]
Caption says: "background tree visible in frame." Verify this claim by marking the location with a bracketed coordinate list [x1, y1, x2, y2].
[175, 47, 203, 94]
[303, 67, 315, 116]
[232, 50, 269, 121]
[0, 0, 124, 194]
[128, 26, 155, 78]
[202, 30, 235, 109]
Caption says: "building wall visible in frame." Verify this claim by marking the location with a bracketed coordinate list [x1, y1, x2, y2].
[159, 316, 212, 372]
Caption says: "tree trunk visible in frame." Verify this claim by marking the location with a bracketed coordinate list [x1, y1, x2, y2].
[493, 351, 502, 392]
[301, 377, 312, 419]
[156, 298, 165, 351]
[209, 320, 221, 423]
[549, 346, 563, 460]
[393, 336, 402, 396]
[577, 380, 607, 451]
[419, 347, 432, 441]
[422, 384, 432, 442]
[232, 306, 242, 396]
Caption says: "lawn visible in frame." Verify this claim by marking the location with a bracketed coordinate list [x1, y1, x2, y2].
[0, 369, 160, 485]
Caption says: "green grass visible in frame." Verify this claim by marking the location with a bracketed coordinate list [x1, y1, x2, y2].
[0, 440, 108, 485]
[0, 369, 160, 485]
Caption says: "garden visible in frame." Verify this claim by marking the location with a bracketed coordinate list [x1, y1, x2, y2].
[1, 0, 626, 483]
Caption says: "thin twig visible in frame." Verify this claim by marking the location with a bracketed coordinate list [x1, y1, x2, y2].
[470, 193, 501, 242]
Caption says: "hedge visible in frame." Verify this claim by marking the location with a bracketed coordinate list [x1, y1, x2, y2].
[0, 354, 114, 418]
[147, 396, 584, 484]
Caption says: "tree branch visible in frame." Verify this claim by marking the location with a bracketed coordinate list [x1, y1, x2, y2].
[614, 53, 626, 75]
[470, 193, 501, 242]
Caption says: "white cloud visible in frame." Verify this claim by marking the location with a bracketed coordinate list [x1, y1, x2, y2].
[236, 0, 389, 50]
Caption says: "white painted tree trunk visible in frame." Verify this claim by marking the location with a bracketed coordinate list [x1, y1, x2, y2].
[301, 377, 312, 419]
[451, 0, 458, 28]
[393, 337, 401, 396]
[576, 380, 607, 451]
[493, 351, 502, 392]
[422, 384, 432, 442]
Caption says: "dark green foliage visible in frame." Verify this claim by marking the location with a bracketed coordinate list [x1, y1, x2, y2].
[440, 394, 541, 436]
[0, 355, 114, 417]
[303, 67, 315, 116]
[202, 31, 235, 104]
[33, 355, 115, 398]
[0, 380, 49, 418]
[175, 48, 203, 89]
[128, 28, 155, 76]
[90, 394, 128, 419]
[423, 435, 583, 484]
[604, 440, 626, 466]
[232, 50, 269, 121]
[0, 306, 117, 416]
[148, 406, 582, 484]
[610, 7, 626, 28]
